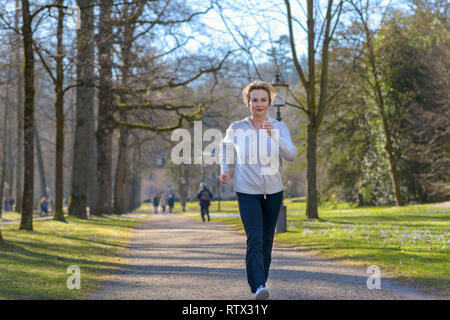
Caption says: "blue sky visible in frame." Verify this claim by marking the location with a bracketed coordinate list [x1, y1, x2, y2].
[184, 0, 399, 64]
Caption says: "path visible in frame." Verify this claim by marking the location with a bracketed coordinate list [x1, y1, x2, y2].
[90, 213, 442, 300]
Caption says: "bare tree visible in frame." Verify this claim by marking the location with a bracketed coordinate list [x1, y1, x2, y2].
[5, 0, 71, 230]
[95, 0, 115, 215]
[93, 0, 230, 215]
[34, 0, 73, 221]
[284, 0, 345, 218]
[113, 2, 144, 214]
[350, 0, 404, 206]
[14, 0, 23, 214]
[34, 126, 48, 199]
[19, 0, 35, 230]
[69, 0, 95, 219]
[0, 53, 12, 219]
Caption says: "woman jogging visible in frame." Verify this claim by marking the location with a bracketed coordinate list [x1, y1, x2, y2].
[219, 81, 297, 300]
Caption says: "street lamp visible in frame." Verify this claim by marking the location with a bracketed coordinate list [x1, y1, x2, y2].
[271, 71, 289, 121]
[271, 70, 289, 234]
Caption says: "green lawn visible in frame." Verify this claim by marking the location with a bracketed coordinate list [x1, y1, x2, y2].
[0, 206, 149, 299]
[1, 211, 42, 221]
[178, 197, 450, 297]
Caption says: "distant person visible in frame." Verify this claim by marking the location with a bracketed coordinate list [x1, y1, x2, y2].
[167, 194, 175, 213]
[152, 193, 160, 214]
[160, 194, 167, 213]
[9, 198, 14, 211]
[196, 183, 213, 222]
[40, 196, 48, 217]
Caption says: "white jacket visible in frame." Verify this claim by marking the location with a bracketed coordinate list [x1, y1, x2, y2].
[219, 117, 297, 196]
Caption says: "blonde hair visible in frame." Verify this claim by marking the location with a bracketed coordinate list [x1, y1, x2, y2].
[242, 81, 276, 107]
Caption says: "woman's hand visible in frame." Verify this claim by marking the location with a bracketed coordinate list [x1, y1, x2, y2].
[219, 172, 230, 184]
[262, 121, 273, 137]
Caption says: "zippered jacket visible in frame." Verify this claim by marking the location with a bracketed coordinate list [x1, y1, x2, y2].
[219, 117, 297, 197]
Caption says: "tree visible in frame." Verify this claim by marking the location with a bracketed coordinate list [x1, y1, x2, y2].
[14, 0, 23, 214]
[284, 0, 345, 218]
[113, 2, 145, 214]
[34, 0, 72, 222]
[69, 0, 95, 219]
[19, 0, 35, 230]
[34, 126, 48, 199]
[94, 0, 115, 215]
[93, 0, 229, 215]
[376, 1, 450, 202]
[349, 0, 404, 206]
[8, 0, 71, 230]
[0, 53, 12, 219]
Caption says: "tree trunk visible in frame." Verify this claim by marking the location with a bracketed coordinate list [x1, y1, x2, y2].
[0, 71, 10, 219]
[372, 75, 404, 206]
[128, 143, 141, 212]
[363, 21, 404, 207]
[95, 0, 114, 215]
[306, 118, 319, 219]
[53, 1, 66, 222]
[19, 0, 35, 231]
[14, 0, 23, 213]
[385, 136, 403, 206]
[34, 127, 48, 198]
[284, 0, 340, 220]
[7, 131, 15, 205]
[113, 125, 129, 214]
[127, 157, 136, 212]
[178, 164, 188, 212]
[87, 111, 98, 212]
[113, 21, 133, 214]
[305, 0, 319, 219]
[69, 0, 94, 219]
[53, 87, 65, 221]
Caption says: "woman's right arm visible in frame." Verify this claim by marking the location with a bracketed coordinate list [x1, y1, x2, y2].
[219, 122, 236, 184]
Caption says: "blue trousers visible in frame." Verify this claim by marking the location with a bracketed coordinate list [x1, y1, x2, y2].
[236, 191, 283, 293]
[201, 206, 210, 222]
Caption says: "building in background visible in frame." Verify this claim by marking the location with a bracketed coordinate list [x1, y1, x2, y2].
[140, 150, 235, 203]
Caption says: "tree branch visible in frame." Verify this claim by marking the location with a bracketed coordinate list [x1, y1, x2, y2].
[149, 50, 233, 90]
[33, 40, 56, 83]
[31, 3, 68, 21]
[284, 0, 309, 90]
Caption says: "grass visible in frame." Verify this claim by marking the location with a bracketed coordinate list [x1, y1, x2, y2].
[0, 206, 149, 299]
[178, 197, 450, 297]
[1, 211, 42, 221]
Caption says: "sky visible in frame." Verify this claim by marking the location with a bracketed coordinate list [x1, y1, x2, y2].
[184, 0, 308, 63]
[184, 0, 399, 63]
[0, 0, 400, 81]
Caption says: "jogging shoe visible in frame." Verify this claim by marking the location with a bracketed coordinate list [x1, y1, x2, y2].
[254, 286, 269, 300]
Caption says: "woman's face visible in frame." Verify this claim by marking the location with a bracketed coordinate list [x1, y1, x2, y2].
[248, 89, 270, 118]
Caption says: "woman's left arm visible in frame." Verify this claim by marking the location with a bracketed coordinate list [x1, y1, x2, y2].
[273, 123, 297, 161]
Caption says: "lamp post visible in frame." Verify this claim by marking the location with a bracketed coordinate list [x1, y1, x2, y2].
[271, 71, 289, 233]
[271, 71, 289, 121]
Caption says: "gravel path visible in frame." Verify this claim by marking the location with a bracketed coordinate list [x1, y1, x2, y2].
[89, 213, 443, 300]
